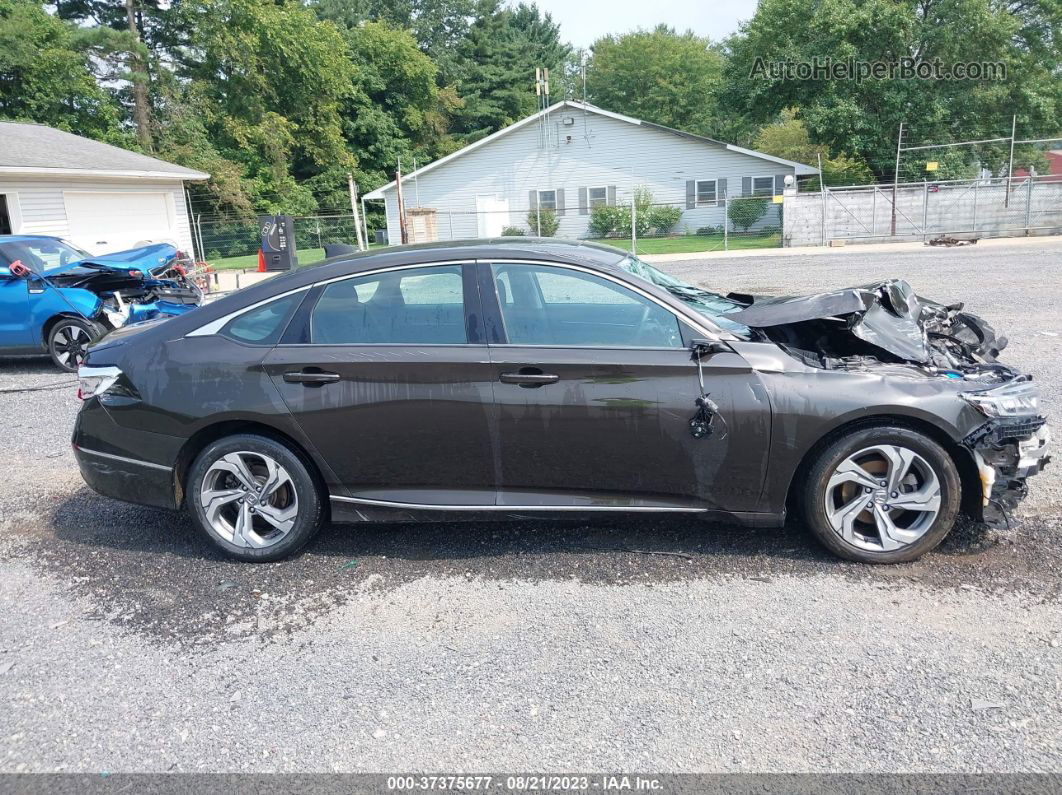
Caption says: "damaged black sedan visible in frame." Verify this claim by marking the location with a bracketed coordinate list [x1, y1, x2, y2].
[73, 239, 1049, 563]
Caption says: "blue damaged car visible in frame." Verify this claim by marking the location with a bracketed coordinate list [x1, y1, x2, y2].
[0, 235, 202, 371]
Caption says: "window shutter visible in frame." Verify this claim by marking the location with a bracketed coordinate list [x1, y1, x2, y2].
[686, 180, 696, 209]
[775, 174, 786, 194]
[556, 188, 565, 216]
[578, 187, 588, 215]
[528, 190, 538, 210]
[742, 177, 752, 196]
[607, 185, 616, 206]
[719, 179, 728, 202]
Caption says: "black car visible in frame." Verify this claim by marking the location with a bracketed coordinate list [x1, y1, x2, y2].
[73, 239, 1050, 563]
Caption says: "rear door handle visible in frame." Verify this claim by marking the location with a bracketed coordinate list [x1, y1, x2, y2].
[284, 370, 341, 385]
[499, 371, 559, 386]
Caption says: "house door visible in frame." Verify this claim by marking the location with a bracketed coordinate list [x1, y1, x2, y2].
[476, 195, 509, 238]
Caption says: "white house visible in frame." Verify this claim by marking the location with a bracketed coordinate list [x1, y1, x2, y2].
[0, 121, 208, 255]
[364, 101, 818, 243]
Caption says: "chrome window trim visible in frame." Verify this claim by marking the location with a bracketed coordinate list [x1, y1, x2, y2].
[186, 285, 311, 338]
[330, 494, 705, 513]
[75, 445, 172, 472]
[479, 258, 729, 341]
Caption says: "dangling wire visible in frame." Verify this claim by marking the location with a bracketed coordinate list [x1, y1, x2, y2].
[689, 344, 728, 440]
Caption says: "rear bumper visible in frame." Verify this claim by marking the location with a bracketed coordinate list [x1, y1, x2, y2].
[74, 444, 178, 510]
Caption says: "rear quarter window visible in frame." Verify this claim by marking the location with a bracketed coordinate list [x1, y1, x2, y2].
[220, 292, 303, 346]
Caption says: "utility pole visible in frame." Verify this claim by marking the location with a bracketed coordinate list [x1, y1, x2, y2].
[891, 121, 903, 236]
[395, 159, 408, 245]
[1005, 114, 1017, 208]
[348, 173, 366, 251]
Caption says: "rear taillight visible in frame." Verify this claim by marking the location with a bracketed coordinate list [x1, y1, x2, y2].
[77, 365, 122, 400]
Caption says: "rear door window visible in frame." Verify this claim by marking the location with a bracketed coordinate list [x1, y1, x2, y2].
[310, 265, 468, 344]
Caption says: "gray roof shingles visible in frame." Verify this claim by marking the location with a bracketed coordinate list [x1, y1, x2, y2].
[0, 121, 208, 179]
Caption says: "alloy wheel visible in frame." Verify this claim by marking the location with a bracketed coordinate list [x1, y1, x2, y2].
[53, 324, 91, 369]
[199, 451, 299, 548]
[823, 444, 942, 552]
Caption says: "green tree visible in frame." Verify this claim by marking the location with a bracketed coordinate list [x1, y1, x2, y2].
[172, 0, 355, 213]
[586, 25, 727, 138]
[723, 0, 1062, 179]
[0, 0, 125, 141]
[754, 109, 875, 188]
[451, 0, 570, 141]
[728, 198, 768, 232]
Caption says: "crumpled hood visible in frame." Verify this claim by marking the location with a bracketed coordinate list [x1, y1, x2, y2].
[725, 279, 1007, 367]
[42, 243, 178, 278]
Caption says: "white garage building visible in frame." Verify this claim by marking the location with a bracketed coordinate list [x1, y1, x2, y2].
[0, 121, 208, 255]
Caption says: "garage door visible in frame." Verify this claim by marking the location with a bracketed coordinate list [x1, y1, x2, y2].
[64, 191, 176, 254]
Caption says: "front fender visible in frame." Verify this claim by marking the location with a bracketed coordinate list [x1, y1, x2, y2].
[30, 282, 102, 343]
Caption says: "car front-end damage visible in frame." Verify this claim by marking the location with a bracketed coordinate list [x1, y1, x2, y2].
[45, 263, 201, 331]
[724, 279, 1051, 528]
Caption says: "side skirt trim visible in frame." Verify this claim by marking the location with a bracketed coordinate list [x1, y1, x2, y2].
[328, 494, 707, 512]
[75, 445, 173, 472]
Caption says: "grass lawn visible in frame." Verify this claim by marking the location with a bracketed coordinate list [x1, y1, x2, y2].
[586, 232, 780, 255]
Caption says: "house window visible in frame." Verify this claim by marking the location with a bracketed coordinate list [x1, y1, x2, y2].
[751, 176, 775, 197]
[537, 190, 557, 211]
[695, 180, 717, 206]
[588, 186, 608, 208]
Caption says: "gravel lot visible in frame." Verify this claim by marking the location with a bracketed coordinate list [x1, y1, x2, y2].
[1, 238, 1060, 774]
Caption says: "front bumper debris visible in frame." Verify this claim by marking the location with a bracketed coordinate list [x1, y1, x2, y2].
[965, 417, 1051, 527]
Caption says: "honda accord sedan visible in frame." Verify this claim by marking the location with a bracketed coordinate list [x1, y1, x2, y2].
[73, 239, 1050, 563]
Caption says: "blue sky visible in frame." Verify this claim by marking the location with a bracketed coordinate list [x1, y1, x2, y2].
[532, 0, 758, 49]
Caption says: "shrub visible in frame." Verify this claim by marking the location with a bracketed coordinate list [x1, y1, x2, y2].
[527, 208, 559, 237]
[696, 225, 723, 236]
[728, 198, 769, 232]
[501, 226, 525, 236]
[588, 205, 627, 237]
[646, 205, 682, 235]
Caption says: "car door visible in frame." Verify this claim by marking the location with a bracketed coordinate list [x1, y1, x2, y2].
[262, 262, 498, 506]
[481, 261, 772, 512]
[0, 251, 33, 349]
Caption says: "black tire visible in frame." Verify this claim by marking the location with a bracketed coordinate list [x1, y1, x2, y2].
[801, 425, 961, 564]
[187, 434, 324, 562]
[47, 316, 104, 372]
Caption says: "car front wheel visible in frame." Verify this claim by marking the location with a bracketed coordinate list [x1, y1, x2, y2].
[802, 426, 961, 563]
[48, 316, 104, 372]
[187, 434, 324, 562]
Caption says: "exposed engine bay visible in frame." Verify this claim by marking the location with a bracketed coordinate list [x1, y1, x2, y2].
[725, 279, 1012, 380]
[46, 259, 201, 330]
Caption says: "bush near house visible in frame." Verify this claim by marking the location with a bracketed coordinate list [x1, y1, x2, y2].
[527, 208, 559, 236]
[501, 226, 525, 236]
[587, 188, 682, 238]
[728, 197, 769, 232]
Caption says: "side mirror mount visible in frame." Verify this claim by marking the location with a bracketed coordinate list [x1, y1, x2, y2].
[8, 260, 31, 279]
[690, 338, 729, 359]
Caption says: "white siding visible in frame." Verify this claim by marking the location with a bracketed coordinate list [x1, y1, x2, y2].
[377, 113, 791, 243]
[0, 176, 196, 254]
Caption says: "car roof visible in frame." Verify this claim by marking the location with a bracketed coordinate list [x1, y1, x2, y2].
[102, 237, 656, 346]
[0, 235, 62, 243]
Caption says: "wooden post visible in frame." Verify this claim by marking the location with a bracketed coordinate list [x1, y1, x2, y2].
[395, 162, 408, 245]
[348, 173, 366, 251]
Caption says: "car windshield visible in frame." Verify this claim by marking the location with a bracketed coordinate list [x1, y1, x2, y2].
[618, 255, 751, 336]
[0, 239, 89, 273]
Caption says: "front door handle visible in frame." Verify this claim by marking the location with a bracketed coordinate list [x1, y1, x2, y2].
[499, 371, 559, 387]
[283, 370, 341, 385]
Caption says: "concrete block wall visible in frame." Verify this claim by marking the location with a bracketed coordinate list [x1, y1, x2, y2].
[784, 180, 1062, 247]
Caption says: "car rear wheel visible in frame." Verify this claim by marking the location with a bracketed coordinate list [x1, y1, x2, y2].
[801, 426, 961, 563]
[187, 434, 324, 562]
[48, 317, 104, 372]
